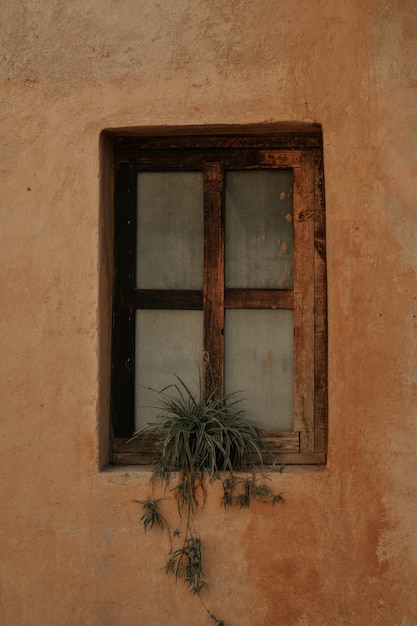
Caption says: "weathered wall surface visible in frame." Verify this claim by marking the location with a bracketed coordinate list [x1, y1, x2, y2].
[1, 1, 417, 624]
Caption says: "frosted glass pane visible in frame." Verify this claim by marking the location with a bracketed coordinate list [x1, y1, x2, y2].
[135, 310, 203, 429]
[225, 170, 293, 288]
[225, 310, 294, 429]
[137, 172, 203, 289]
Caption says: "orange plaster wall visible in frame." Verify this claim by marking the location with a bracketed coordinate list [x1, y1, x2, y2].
[1, 1, 417, 624]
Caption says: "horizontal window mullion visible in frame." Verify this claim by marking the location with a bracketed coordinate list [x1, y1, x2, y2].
[133, 290, 294, 311]
[225, 289, 293, 309]
[132, 289, 203, 310]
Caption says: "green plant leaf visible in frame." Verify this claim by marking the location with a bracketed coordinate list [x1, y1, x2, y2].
[165, 535, 206, 595]
[142, 377, 273, 491]
[134, 497, 166, 533]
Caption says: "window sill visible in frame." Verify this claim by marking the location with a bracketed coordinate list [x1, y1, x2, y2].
[111, 433, 326, 466]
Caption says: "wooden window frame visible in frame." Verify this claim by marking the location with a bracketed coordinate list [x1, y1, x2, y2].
[108, 125, 327, 466]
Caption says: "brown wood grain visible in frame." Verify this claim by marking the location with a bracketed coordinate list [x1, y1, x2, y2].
[110, 130, 327, 465]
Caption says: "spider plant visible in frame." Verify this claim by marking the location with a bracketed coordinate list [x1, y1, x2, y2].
[134, 496, 166, 532]
[220, 474, 284, 509]
[133, 375, 284, 626]
[142, 376, 272, 485]
[164, 535, 205, 594]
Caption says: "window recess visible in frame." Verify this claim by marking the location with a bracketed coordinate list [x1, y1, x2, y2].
[109, 125, 327, 465]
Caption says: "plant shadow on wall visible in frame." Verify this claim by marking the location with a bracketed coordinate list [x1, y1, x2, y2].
[132, 377, 285, 626]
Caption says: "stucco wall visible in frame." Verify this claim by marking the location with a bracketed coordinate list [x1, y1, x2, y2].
[1, 1, 417, 624]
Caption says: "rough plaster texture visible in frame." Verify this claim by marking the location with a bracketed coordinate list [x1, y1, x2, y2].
[1, 1, 417, 624]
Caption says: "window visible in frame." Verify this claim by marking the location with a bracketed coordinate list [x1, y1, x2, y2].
[108, 125, 327, 465]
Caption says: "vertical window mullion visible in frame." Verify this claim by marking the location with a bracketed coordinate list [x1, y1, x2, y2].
[112, 163, 137, 437]
[293, 155, 315, 452]
[203, 162, 224, 397]
[313, 152, 327, 453]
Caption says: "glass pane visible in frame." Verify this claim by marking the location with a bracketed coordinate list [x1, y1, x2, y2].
[135, 310, 203, 429]
[225, 170, 294, 289]
[137, 172, 203, 289]
[224, 310, 294, 430]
